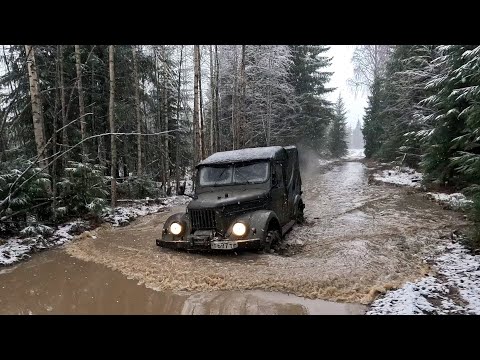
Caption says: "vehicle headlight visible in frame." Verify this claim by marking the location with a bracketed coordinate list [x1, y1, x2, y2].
[232, 222, 247, 237]
[170, 222, 183, 235]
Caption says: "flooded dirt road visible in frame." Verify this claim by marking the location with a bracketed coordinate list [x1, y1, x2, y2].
[0, 159, 469, 314]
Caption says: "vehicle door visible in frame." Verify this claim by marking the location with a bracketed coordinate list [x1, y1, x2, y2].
[270, 161, 288, 225]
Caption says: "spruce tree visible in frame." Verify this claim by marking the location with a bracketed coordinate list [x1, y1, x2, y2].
[289, 45, 334, 153]
[420, 45, 477, 186]
[362, 76, 384, 158]
[329, 95, 348, 158]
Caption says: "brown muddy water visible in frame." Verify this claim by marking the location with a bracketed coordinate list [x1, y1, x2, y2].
[0, 160, 469, 314]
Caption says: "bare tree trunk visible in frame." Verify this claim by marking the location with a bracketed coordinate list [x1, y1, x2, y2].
[162, 46, 170, 191]
[142, 76, 149, 173]
[108, 45, 117, 208]
[153, 47, 163, 186]
[239, 45, 246, 149]
[209, 45, 215, 155]
[58, 45, 68, 169]
[266, 49, 272, 146]
[175, 45, 183, 194]
[74, 45, 87, 161]
[231, 46, 238, 150]
[1, 47, 15, 161]
[132, 45, 143, 176]
[197, 46, 206, 160]
[193, 45, 200, 165]
[214, 45, 220, 152]
[53, 50, 61, 220]
[198, 46, 207, 160]
[25, 45, 48, 171]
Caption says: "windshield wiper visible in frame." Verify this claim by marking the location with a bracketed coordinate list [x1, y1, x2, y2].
[213, 167, 230, 185]
[234, 171, 253, 184]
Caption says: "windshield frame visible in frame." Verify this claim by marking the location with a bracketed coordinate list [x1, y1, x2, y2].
[197, 161, 271, 187]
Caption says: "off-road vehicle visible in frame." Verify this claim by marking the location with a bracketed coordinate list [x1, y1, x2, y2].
[156, 145, 304, 251]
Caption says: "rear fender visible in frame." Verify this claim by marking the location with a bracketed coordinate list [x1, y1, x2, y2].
[293, 195, 304, 212]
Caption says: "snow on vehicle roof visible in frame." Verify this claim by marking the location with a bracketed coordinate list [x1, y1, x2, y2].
[198, 146, 287, 166]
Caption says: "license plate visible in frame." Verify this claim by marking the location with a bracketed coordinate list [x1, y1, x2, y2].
[211, 241, 238, 250]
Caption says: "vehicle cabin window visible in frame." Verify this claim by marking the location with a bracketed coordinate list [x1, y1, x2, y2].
[233, 162, 269, 184]
[198, 162, 270, 186]
[199, 166, 233, 186]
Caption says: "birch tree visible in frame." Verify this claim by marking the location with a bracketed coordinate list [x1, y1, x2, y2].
[348, 45, 394, 94]
[25, 45, 48, 171]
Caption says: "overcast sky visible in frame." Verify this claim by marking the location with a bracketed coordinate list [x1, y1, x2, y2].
[325, 45, 367, 129]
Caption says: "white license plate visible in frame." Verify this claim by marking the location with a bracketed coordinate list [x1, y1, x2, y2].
[211, 241, 238, 250]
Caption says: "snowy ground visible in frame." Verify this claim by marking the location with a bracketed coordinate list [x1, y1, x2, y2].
[425, 192, 473, 211]
[367, 240, 480, 315]
[0, 195, 191, 266]
[369, 163, 479, 314]
[318, 158, 336, 166]
[373, 166, 423, 188]
[344, 148, 365, 160]
[317, 148, 365, 166]
[104, 195, 190, 227]
[373, 166, 473, 211]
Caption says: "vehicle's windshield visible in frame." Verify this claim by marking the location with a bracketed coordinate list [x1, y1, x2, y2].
[199, 162, 270, 186]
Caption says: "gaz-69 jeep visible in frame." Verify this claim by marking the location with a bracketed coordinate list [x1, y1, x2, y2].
[156, 146, 304, 252]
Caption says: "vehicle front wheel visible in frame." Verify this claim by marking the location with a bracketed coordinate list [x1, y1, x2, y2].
[264, 229, 281, 253]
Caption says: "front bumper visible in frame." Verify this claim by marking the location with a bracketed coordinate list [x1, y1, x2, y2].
[156, 237, 262, 251]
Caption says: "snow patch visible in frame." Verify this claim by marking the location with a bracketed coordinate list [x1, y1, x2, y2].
[373, 166, 423, 188]
[368, 241, 480, 315]
[425, 192, 473, 211]
[199, 146, 284, 165]
[103, 195, 191, 227]
[344, 148, 365, 160]
[0, 219, 87, 266]
[318, 158, 336, 166]
[1, 196, 191, 266]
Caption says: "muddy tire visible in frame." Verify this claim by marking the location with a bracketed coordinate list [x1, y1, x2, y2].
[296, 201, 305, 224]
[264, 229, 281, 253]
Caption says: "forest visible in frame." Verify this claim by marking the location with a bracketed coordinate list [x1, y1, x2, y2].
[2, 44, 480, 246]
[359, 45, 480, 244]
[0, 45, 349, 234]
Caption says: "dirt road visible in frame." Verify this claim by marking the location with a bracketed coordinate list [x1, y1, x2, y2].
[0, 159, 468, 314]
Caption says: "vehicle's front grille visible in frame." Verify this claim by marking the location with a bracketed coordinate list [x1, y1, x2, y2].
[189, 209, 216, 230]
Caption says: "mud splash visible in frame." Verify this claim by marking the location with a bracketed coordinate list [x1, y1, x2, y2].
[65, 162, 469, 304]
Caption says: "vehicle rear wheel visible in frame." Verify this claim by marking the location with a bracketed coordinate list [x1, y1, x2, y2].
[296, 201, 305, 224]
[264, 229, 281, 253]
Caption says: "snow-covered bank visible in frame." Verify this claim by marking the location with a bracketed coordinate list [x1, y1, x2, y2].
[104, 195, 190, 227]
[367, 241, 480, 315]
[425, 192, 473, 211]
[0, 195, 191, 266]
[372, 165, 474, 211]
[0, 220, 88, 266]
[373, 166, 423, 188]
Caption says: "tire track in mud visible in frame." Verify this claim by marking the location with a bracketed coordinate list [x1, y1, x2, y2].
[65, 161, 470, 304]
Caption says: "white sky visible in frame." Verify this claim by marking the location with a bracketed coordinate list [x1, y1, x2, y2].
[325, 45, 367, 129]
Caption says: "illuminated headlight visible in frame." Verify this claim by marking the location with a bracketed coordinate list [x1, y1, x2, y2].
[232, 222, 247, 237]
[169, 222, 182, 235]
